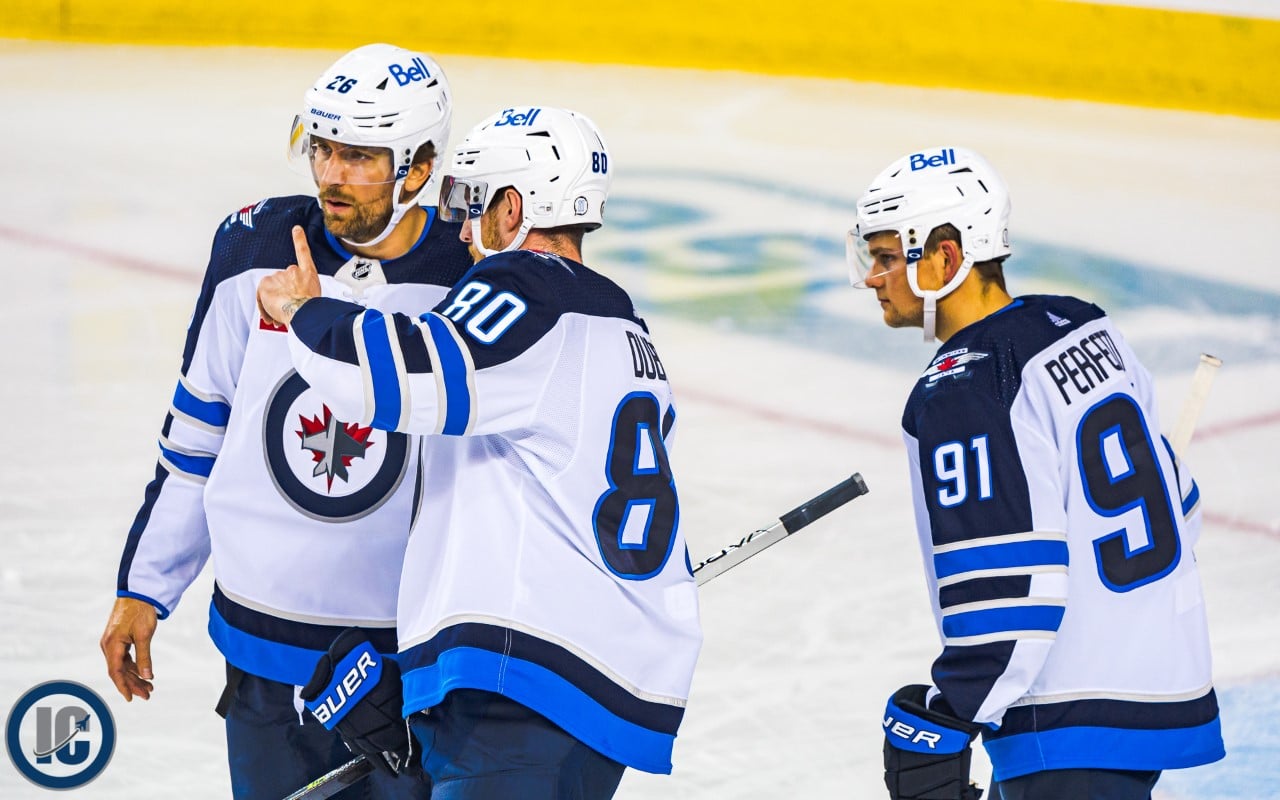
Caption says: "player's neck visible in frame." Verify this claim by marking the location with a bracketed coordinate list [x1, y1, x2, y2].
[346, 205, 427, 262]
[936, 281, 1014, 342]
[521, 230, 582, 264]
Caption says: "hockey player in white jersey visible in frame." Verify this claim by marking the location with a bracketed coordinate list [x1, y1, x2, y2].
[257, 106, 702, 798]
[848, 146, 1225, 799]
[99, 44, 472, 799]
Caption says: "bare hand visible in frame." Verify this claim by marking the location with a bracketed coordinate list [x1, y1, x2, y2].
[100, 596, 158, 701]
[257, 225, 322, 326]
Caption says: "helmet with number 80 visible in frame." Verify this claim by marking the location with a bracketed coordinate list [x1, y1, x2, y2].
[436, 107, 612, 257]
[288, 43, 452, 247]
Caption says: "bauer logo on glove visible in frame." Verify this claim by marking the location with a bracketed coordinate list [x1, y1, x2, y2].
[883, 690, 975, 754]
[303, 639, 383, 729]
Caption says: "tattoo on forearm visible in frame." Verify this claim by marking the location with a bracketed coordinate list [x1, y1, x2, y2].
[280, 297, 307, 319]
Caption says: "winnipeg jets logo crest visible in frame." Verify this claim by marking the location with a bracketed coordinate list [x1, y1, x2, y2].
[297, 407, 375, 490]
[263, 371, 409, 521]
[922, 348, 990, 384]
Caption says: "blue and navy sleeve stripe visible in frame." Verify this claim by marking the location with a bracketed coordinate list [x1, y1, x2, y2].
[420, 313, 476, 436]
[933, 531, 1069, 646]
[157, 435, 217, 482]
[941, 599, 1067, 643]
[934, 532, 1068, 587]
[170, 376, 230, 432]
[355, 309, 409, 431]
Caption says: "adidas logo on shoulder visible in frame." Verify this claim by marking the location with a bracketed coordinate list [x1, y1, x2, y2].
[1046, 310, 1072, 328]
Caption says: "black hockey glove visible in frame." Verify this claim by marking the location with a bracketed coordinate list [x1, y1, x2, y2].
[300, 628, 412, 776]
[883, 684, 985, 800]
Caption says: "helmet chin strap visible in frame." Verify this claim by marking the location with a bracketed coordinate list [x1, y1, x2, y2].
[469, 215, 533, 259]
[908, 256, 974, 343]
[338, 175, 422, 250]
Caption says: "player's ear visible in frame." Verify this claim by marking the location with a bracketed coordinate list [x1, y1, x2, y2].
[942, 239, 964, 281]
[400, 161, 432, 202]
[500, 187, 523, 233]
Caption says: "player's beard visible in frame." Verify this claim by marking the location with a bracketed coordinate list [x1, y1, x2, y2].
[467, 210, 507, 263]
[319, 188, 394, 244]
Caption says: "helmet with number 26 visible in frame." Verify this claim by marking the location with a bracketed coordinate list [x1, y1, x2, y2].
[288, 43, 452, 247]
[848, 146, 1011, 341]
[437, 106, 612, 257]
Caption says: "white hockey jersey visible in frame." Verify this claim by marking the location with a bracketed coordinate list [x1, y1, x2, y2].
[901, 295, 1224, 780]
[285, 248, 703, 774]
[116, 197, 473, 685]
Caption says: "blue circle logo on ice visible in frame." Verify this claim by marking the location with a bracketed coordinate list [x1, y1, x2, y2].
[5, 680, 116, 790]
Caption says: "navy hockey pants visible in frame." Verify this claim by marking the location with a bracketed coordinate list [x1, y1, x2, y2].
[993, 768, 1162, 800]
[223, 666, 430, 800]
[408, 689, 626, 799]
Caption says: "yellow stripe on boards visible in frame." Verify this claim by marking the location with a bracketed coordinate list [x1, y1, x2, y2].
[4, 1, 1278, 118]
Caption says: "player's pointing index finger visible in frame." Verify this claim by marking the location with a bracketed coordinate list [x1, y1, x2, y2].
[292, 225, 316, 274]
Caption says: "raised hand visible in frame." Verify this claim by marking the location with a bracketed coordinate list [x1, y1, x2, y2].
[257, 225, 322, 326]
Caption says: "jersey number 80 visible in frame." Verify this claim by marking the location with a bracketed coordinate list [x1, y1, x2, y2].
[592, 392, 679, 580]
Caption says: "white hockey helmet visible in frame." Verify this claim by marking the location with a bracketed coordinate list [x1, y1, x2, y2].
[848, 146, 1011, 341]
[437, 106, 612, 257]
[288, 43, 452, 247]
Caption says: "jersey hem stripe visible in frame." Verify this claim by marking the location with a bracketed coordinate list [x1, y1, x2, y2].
[401, 646, 677, 774]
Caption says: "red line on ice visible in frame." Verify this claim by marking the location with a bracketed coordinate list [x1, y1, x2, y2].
[0, 224, 197, 284]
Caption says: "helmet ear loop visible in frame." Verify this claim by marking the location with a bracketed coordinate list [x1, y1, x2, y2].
[467, 201, 534, 258]
[907, 254, 974, 343]
[501, 217, 534, 254]
[469, 216, 498, 259]
[905, 263, 940, 343]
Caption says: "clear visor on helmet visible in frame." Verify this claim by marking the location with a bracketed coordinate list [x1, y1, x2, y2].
[287, 115, 398, 187]
[846, 227, 873, 288]
[437, 175, 491, 223]
[847, 226, 909, 289]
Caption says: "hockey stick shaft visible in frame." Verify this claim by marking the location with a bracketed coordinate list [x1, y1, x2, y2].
[692, 472, 868, 585]
[281, 754, 373, 800]
[1170, 353, 1221, 455]
[283, 472, 869, 799]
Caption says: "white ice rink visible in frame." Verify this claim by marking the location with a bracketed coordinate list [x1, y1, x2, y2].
[1, 41, 1277, 798]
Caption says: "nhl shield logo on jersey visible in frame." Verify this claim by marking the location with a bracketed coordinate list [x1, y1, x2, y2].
[263, 371, 410, 521]
[921, 348, 990, 385]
